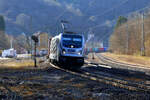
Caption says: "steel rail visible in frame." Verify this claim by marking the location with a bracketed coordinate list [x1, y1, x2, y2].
[49, 62, 150, 93]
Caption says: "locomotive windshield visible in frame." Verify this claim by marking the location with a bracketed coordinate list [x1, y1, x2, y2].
[62, 34, 82, 48]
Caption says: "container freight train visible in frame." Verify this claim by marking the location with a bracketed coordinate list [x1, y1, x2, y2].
[85, 47, 108, 54]
[49, 33, 85, 68]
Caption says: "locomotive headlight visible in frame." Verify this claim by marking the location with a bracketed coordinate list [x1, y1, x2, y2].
[62, 49, 66, 54]
[78, 50, 82, 55]
[78, 52, 81, 55]
[63, 51, 66, 54]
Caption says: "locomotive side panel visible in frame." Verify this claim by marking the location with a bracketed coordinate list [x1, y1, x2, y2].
[49, 38, 59, 60]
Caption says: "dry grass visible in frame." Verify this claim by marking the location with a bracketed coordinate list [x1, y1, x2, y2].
[101, 53, 150, 67]
[28, 76, 43, 80]
[72, 83, 85, 88]
[87, 53, 104, 63]
[9, 85, 34, 97]
[0, 59, 35, 69]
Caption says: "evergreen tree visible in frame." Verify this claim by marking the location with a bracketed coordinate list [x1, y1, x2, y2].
[115, 16, 127, 28]
[0, 15, 5, 32]
[0, 15, 10, 49]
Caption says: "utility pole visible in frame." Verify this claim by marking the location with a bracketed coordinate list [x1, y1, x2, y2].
[126, 23, 129, 54]
[141, 13, 145, 56]
[92, 38, 95, 59]
[90, 29, 95, 59]
[10, 37, 13, 49]
[29, 16, 32, 34]
[30, 16, 33, 54]
[34, 41, 37, 67]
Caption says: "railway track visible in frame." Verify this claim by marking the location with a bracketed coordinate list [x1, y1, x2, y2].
[96, 54, 150, 74]
[0, 58, 150, 99]
[0, 79, 23, 100]
[82, 67, 150, 92]
[0, 67, 51, 100]
[49, 62, 150, 93]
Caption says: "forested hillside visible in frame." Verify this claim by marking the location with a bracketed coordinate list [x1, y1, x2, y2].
[0, 0, 150, 47]
[110, 12, 150, 56]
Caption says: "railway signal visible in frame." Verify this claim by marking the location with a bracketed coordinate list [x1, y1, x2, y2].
[31, 35, 39, 67]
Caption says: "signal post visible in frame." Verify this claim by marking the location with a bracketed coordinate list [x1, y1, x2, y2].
[31, 35, 39, 67]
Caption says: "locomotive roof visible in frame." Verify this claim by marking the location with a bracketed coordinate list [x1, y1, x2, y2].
[52, 33, 83, 40]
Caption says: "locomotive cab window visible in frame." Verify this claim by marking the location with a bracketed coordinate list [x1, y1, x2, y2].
[62, 34, 82, 48]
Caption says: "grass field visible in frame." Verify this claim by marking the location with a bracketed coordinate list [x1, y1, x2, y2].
[0, 59, 35, 69]
[101, 53, 150, 67]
